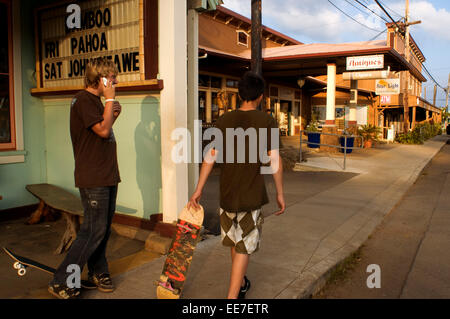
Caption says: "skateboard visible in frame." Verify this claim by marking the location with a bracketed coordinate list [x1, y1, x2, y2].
[156, 205, 204, 299]
[3, 247, 95, 289]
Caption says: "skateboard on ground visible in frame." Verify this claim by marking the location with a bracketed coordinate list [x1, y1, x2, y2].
[156, 205, 204, 299]
[3, 247, 95, 289]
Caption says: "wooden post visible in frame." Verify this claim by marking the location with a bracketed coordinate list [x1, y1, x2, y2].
[403, 0, 410, 133]
[251, 0, 262, 76]
[433, 84, 437, 106]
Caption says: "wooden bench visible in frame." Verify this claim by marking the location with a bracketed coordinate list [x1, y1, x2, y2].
[26, 184, 83, 255]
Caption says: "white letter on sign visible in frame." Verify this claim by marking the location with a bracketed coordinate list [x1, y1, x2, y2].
[66, 4, 81, 29]
[366, 264, 381, 288]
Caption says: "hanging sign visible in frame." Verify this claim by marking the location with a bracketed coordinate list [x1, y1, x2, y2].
[346, 55, 384, 71]
[376, 79, 400, 95]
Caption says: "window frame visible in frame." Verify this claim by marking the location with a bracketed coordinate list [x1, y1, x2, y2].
[0, 0, 16, 151]
[237, 30, 249, 48]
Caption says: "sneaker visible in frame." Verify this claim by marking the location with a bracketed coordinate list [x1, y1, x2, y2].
[48, 283, 80, 299]
[89, 273, 115, 293]
[238, 276, 251, 299]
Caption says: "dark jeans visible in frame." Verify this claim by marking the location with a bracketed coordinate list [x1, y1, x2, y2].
[51, 186, 117, 285]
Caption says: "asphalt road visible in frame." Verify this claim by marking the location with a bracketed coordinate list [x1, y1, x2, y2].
[314, 142, 450, 299]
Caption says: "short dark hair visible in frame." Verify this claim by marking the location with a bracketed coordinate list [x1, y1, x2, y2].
[238, 72, 265, 102]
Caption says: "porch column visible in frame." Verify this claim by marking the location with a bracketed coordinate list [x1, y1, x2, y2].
[426, 110, 430, 121]
[325, 63, 336, 125]
[412, 106, 416, 129]
[321, 63, 338, 152]
[160, 0, 189, 223]
[348, 79, 358, 134]
[206, 91, 212, 123]
[187, 8, 199, 198]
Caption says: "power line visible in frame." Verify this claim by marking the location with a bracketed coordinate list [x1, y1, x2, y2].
[374, 0, 403, 35]
[354, 0, 390, 24]
[368, 28, 387, 41]
[378, 0, 403, 19]
[328, 0, 383, 32]
[422, 64, 446, 90]
[343, 0, 370, 16]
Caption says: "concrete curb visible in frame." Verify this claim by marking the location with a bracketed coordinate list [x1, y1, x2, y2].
[281, 137, 449, 299]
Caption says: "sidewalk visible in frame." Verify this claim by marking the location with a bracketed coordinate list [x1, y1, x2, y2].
[314, 140, 450, 298]
[84, 135, 449, 299]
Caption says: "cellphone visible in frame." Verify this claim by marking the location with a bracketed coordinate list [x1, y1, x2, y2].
[102, 77, 108, 87]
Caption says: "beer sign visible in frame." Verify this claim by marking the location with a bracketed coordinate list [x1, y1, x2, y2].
[376, 79, 400, 95]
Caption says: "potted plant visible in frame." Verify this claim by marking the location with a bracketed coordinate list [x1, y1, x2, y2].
[305, 120, 320, 148]
[358, 124, 381, 148]
[339, 129, 355, 154]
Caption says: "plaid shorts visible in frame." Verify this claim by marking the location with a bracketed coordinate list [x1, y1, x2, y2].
[219, 208, 264, 255]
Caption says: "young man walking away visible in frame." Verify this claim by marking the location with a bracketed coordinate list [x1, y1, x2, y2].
[188, 72, 285, 299]
[48, 58, 122, 299]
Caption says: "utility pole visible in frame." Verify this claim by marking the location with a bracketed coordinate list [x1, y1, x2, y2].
[446, 73, 450, 113]
[445, 73, 450, 128]
[403, 0, 410, 133]
[251, 0, 262, 76]
[402, 0, 421, 133]
[433, 84, 437, 106]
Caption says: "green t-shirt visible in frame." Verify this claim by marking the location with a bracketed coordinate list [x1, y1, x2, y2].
[214, 109, 279, 212]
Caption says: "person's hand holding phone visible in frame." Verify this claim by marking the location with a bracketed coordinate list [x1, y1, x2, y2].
[102, 77, 115, 101]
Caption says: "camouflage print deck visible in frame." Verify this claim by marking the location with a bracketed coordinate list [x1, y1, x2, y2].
[161, 219, 201, 291]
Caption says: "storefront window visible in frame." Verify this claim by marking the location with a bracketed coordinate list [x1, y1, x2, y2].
[210, 76, 222, 89]
[199, 91, 206, 122]
[226, 79, 239, 88]
[0, 0, 14, 149]
[212, 92, 219, 122]
[199, 74, 210, 88]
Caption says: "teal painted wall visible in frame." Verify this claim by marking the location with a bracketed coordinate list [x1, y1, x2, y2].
[0, 1, 47, 210]
[43, 96, 162, 219]
[1, 0, 163, 220]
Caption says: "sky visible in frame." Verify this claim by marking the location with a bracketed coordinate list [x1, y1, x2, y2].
[222, 0, 450, 107]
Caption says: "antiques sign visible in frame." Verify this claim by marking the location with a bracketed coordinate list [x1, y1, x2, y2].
[37, 0, 143, 88]
[346, 55, 384, 71]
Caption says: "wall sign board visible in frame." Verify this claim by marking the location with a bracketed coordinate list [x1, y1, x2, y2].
[34, 0, 159, 93]
[375, 79, 400, 95]
[346, 55, 384, 71]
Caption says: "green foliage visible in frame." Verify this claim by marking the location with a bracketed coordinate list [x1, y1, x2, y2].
[357, 124, 381, 141]
[306, 110, 320, 132]
[395, 122, 442, 145]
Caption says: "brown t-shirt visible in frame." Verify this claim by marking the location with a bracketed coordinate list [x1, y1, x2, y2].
[215, 109, 279, 212]
[70, 90, 121, 188]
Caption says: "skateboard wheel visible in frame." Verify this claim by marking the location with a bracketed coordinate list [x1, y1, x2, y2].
[18, 268, 26, 276]
[13, 262, 21, 270]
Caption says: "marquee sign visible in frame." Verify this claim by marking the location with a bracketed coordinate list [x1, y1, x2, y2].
[34, 0, 158, 92]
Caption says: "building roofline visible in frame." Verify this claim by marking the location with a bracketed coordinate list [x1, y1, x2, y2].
[210, 6, 303, 46]
[386, 22, 426, 62]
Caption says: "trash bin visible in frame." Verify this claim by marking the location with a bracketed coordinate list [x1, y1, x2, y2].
[339, 136, 354, 154]
[307, 132, 320, 148]
[446, 124, 450, 135]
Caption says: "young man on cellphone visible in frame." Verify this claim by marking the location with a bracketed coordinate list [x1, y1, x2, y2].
[188, 72, 285, 299]
[48, 58, 122, 299]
